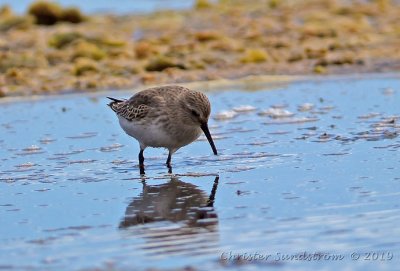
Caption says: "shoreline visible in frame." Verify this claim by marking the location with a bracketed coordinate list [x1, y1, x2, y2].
[1, 72, 398, 104]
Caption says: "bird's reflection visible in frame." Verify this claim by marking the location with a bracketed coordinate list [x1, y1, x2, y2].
[119, 175, 219, 255]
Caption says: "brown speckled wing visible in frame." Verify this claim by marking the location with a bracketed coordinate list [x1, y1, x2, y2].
[109, 85, 191, 121]
[113, 89, 166, 121]
[115, 103, 151, 121]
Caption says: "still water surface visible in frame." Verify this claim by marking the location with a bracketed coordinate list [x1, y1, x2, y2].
[0, 0, 194, 14]
[0, 75, 399, 270]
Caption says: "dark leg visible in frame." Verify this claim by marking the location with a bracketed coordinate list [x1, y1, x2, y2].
[166, 152, 172, 174]
[139, 149, 145, 175]
[139, 149, 144, 165]
[207, 176, 219, 207]
[165, 152, 172, 167]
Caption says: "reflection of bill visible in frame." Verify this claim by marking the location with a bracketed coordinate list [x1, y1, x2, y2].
[119, 176, 219, 255]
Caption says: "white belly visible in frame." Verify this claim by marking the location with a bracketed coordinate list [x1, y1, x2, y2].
[118, 116, 174, 148]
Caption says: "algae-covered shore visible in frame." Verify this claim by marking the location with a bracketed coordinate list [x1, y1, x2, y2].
[1, 0, 400, 97]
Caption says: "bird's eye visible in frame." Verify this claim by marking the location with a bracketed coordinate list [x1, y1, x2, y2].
[191, 110, 200, 117]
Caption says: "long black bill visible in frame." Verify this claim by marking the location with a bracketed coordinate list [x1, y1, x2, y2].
[201, 123, 218, 155]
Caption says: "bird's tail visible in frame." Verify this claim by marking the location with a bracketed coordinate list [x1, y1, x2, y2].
[107, 97, 123, 112]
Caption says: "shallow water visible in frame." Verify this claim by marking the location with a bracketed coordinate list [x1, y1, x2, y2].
[1, 0, 194, 14]
[0, 75, 400, 270]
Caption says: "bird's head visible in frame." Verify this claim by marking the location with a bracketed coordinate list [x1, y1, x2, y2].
[181, 91, 218, 155]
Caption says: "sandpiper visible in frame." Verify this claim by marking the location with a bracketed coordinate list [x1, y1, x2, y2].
[107, 85, 217, 174]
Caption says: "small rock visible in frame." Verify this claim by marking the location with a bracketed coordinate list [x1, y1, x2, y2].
[382, 88, 394, 95]
[258, 108, 294, 118]
[213, 110, 237, 120]
[298, 103, 314, 112]
[232, 105, 257, 113]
